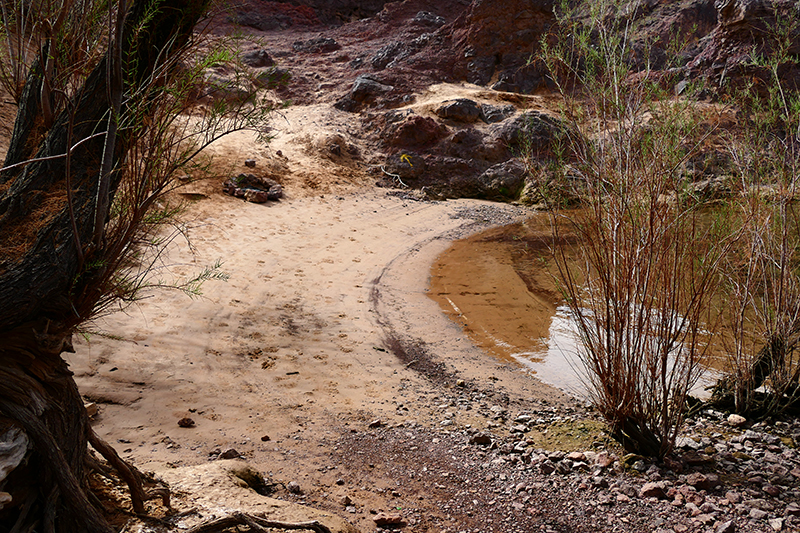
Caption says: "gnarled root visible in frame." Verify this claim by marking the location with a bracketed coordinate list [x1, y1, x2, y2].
[186, 512, 333, 533]
[88, 428, 170, 513]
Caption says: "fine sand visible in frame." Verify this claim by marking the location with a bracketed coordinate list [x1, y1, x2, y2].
[64, 100, 574, 530]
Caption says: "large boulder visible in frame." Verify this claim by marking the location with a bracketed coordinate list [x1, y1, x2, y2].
[489, 111, 567, 156]
[435, 99, 482, 122]
[385, 115, 449, 149]
[334, 75, 395, 111]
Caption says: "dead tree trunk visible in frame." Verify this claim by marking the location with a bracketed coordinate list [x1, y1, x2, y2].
[0, 0, 207, 530]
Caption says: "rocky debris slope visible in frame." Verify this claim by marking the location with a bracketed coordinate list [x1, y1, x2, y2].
[215, 0, 798, 203]
[302, 391, 800, 533]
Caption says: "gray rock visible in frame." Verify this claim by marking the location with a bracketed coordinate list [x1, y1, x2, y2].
[470, 433, 492, 446]
[490, 111, 566, 153]
[222, 174, 283, 203]
[371, 41, 409, 70]
[725, 490, 743, 504]
[202, 72, 252, 102]
[351, 75, 393, 102]
[676, 436, 702, 449]
[480, 103, 516, 123]
[435, 99, 482, 123]
[412, 11, 445, 27]
[471, 159, 527, 200]
[768, 518, 783, 531]
[539, 460, 556, 475]
[555, 460, 572, 475]
[728, 414, 747, 427]
[219, 448, 240, 459]
[241, 49, 274, 68]
[292, 37, 341, 54]
[716, 519, 736, 533]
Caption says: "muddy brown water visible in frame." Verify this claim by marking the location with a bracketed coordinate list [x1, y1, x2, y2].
[429, 215, 722, 397]
[429, 215, 589, 395]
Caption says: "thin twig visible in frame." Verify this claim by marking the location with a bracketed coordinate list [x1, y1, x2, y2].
[380, 165, 408, 188]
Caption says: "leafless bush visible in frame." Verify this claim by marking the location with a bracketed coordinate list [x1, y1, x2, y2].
[535, 0, 734, 457]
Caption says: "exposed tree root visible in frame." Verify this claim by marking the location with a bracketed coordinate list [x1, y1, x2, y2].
[88, 428, 170, 513]
[185, 512, 333, 533]
[0, 398, 113, 533]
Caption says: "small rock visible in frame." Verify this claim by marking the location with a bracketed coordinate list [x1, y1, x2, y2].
[555, 460, 572, 475]
[639, 482, 667, 499]
[339, 495, 352, 506]
[728, 414, 747, 427]
[177, 417, 195, 428]
[240, 49, 274, 68]
[682, 450, 713, 465]
[696, 513, 715, 525]
[260, 435, 270, 442]
[750, 508, 769, 520]
[539, 460, 556, 475]
[676, 437, 701, 449]
[716, 520, 736, 533]
[368, 419, 384, 429]
[373, 512, 405, 527]
[785, 503, 800, 516]
[412, 10, 445, 27]
[219, 448, 240, 459]
[292, 37, 340, 54]
[725, 491, 743, 504]
[469, 433, 492, 446]
[686, 502, 702, 517]
[287, 481, 302, 494]
[435, 99, 482, 123]
[763, 484, 782, 496]
[595, 451, 614, 468]
[686, 472, 719, 490]
[84, 402, 98, 417]
[769, 518, 783, 531]
[244, 159, 256, 167]
[566, 451, 586, 462]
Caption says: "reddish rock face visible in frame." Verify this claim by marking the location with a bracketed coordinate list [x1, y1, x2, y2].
[387, 115, 449, 149]
[689, 0, 800, 91]
[443, 0, 558, 93]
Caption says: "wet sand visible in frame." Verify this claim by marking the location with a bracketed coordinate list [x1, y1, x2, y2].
[428, 215, 589, 394]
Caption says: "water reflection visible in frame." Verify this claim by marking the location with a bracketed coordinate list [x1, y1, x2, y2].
[429, 219, 718, 399]
[508, 305, 585, 396]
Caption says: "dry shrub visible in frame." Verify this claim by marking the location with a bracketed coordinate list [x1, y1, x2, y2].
[535, 0, 734, 457]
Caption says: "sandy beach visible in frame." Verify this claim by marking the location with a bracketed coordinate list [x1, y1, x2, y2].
[68, 149, 572, 528]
